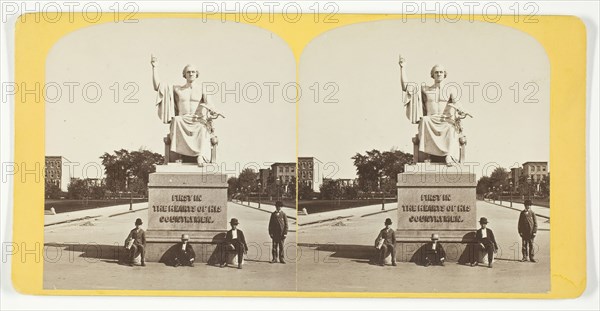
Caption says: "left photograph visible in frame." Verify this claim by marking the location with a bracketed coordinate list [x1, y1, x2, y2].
[43, 18, 297, 291]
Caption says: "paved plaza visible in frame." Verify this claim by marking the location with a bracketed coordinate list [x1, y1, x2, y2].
[43, 202, 297, 291]
[297, 200, 550, 293]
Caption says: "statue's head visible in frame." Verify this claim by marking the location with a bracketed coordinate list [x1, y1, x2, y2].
[182, 64, 199, 82]
[430, 65, 447, 81]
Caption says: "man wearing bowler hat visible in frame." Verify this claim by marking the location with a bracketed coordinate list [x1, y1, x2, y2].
[471, 217, 498, 268]
[173, 234, 196, 267]
[126, 218, 146, 267]
[424, 233, 446, 267]
[518, 199, 538, 262]
[375, 218, 397, 266]
[268, 201, 288, 263]
[221, 218, 248, 269]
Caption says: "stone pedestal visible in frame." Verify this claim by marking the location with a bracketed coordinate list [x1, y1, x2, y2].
[145, 165, 228, 264]
[395, 163, 477, 263]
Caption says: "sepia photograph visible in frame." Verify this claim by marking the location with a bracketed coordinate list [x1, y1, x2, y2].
[43, 18, 297, 291]
[296, 19, 551, 293]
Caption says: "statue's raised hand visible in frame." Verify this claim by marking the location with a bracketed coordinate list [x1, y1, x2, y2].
[151, 54, 158, 67]
[398, 54, 406, 68]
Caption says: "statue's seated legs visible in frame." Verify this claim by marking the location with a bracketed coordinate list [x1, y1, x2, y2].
[163, 134, 218, 166]
[413, 134, 467, 165]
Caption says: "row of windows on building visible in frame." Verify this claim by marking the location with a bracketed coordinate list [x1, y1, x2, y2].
[46, 161, 61, 168]
[299, 162, 313, 169]
[45, 171, 61, 179]
[528, 166, 546, 172]
[301, 172, 313, 179]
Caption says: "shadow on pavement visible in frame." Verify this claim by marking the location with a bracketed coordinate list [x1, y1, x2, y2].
[45, 242, 129, 264]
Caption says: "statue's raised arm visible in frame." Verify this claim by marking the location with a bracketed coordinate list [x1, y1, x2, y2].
[151, 54, 160, 91]
[399, 54, 409, 92]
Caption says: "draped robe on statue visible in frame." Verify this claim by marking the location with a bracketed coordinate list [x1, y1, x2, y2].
[404, 85, 460, 160]
[155, 83, 212, 163]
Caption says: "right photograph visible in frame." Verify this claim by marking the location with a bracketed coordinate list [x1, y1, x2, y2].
[297, 19, 550, 293]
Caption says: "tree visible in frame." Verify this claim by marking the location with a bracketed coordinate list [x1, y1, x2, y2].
[299, 182, 315, 200]
[288, 176, 297, 199]
[319, 179, 342, 200]
[476, 176, 492, 195]
[100, 149, 130, 192]
[539, 173, 550, 198]
[45, 183, 61, 199]
[352, 150, 383, 191]
[89, 184, 106, 199]
[489, 167, 509, 189]
[129, 149, 164, 193]
[237, 168, 257, 192]
[227, 176, 239, 198]
[352, 148, 412, 192]
[67, 178, 90, 199]
[343, 184, 359, 200]
[518, 173, 530, 196]
[100, 148, 163, 194]
[266, 174, 279, 198]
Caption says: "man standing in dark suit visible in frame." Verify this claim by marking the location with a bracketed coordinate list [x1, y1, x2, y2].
[518, 199, 538, 262]
[424, 233, 446, 267]
[126, 218, 146, 267]
[268, 201, 288, 264]
[220, 218, 248, 269]
[173, 234, 196, 267]
[375, 218, 397, 266]
[471, 217, 498, 268]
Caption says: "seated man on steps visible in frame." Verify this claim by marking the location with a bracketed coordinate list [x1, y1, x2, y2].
[423, 233, 446, 267]
[375, 218, 397, 267]
[220, 218, 248, 269]
[173, 234, 196, 267]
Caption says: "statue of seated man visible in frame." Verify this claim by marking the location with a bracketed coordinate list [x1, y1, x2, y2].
[151, 55, 224, 166]
[399, 55, 471, 166]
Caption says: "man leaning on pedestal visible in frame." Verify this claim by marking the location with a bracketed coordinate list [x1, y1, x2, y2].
[125, 218, 146, 267]
[518, 199, 538, 263]
[471, 217, 498, 268]
[268, 201, 288, 264]
[220, 218, 248, 269]
[375, 218, 397, 266]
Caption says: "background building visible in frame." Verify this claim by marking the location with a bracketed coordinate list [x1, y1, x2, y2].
[298, 156, 323, 192]
[508, 162, 549, 195]
[522, 161, 549, 183]
[45, 156, 71, 192]
[510, 167, 523, 191]
[258, 168, 271, 192]
[271, 162, 296, 186]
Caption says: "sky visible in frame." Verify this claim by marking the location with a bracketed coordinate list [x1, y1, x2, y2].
[298, 19, 550, 180]
[45, 18, 296, 179]
[46, 18, 550, 181]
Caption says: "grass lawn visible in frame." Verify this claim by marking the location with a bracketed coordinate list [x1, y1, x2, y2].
[45, 198, 148, 213]
[298, 199, 397, 214]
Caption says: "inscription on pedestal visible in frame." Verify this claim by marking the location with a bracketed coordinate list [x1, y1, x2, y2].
[145, 171, 228, 262]
[148, 190, 227, 231]
[397, 164, 477, 242]
[398, 190, 476, 231]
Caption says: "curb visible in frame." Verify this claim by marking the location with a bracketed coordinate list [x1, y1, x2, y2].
[361, 208, 398, 218]
[298, 215, 353, 227]
[231, 201, 297, 221]
[108, 207, 149, 218]
[483, 200, 550, 220]
[44, 215, 101, 227]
